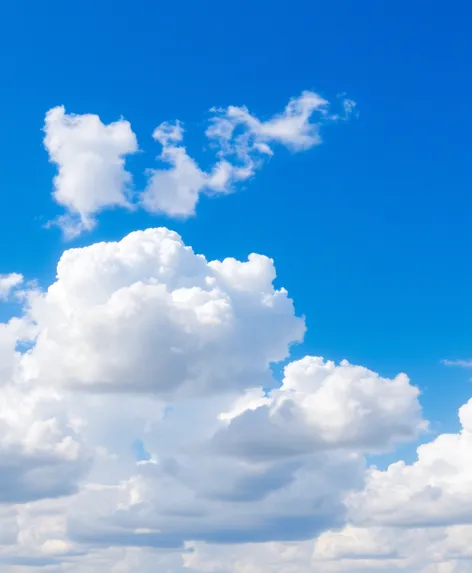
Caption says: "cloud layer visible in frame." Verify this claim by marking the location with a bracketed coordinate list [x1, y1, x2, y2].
[2, 227, 468, 572]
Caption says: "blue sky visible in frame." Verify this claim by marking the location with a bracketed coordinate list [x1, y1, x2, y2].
[2, 0, 471, 429]
[1, 2, 472, 570]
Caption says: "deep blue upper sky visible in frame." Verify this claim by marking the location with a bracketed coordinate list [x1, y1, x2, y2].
[1, 0, 471, 433]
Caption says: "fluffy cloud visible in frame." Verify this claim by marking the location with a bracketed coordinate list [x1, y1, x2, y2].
[141, 121, 251, 217]
[213, 356, 425, 459]
[1, 228, 468, 573]
[43, 106, 138, 238]
[8, 230, 425, 553]
[44, 91, 353, 234]
[0, 273, 23, 300]
[0, 319, 88, 507]
[141, 91, 344, 217]
[0, 383, 86, 504]
[346, 397, 472, 529]
[22, 228, 304, 396]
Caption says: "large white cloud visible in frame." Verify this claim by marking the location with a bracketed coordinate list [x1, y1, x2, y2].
[0, 229, 467, 573]
[57, 353, 423, 553]
[22, 227, 305, 396]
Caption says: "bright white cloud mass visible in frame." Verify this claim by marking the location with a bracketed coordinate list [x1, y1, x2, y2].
[43, 92, 353, 235]
[1, 92, 469, 573]
[0, 222, 470, 573]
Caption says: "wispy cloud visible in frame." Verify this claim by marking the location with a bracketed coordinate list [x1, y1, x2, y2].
[0, 273, 23, 300]
[441, 359, 472, 368]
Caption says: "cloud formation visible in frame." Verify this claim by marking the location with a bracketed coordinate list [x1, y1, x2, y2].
[22, 228, 304, 396]
[0, 317, 88, 508]
[44, 92, 353, 236]
[213, 356, 426, 459]
[0, 273, 23, 300]
[43, 106, 138, 238]
[4, 228, 465, 573]
[346, 398, 472, 528]
[141, 121, 250, 217]
[206, 90, 330, 153]
[441, 358, 472, 368]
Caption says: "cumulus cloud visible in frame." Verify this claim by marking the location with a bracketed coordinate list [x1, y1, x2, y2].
[140, 91, 338, 218]
[141, 91, 353, 218]
[213, 356, 425, 459]
[0, 384, 87, 504]
[7, 231, 424, 554]
[141, 90, 352, 219]
[345, 397, 472, 529]
[0, 273, 23, 300]
[22, 228, 304, 396]
[140, 121, 250, 217]
[44, 91, 353, 234]
[0, 318, 88, 507]
[43, 106, 138, 238]
[62, 388, 365, 547]
[0, 229, 467, 573]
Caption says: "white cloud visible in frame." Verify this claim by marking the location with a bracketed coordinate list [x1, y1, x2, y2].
[207, 90, 329, 153]
[9, 227, 424, 551]
[213, 356, 425, 459]
[345, 398, 472, 529]
[0, 318, 88, 507]
[0, 382, 86, 503]
[44, 106, 138, 238]
[311, 523, 472, 573]
[2, 229, 468, 573]
[441, 358, 472, 368]
[141, 122, 247, 217]
[141, 91, 353, 218]
[0, 273, 23, 300]
[44, 91, 353, 233]
[179, 525, 472, 573]
[0, 228, 424, 571]
[22, 228, 305, 395]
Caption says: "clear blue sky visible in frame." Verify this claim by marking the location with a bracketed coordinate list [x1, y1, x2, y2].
[1, 0, 471, 436]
